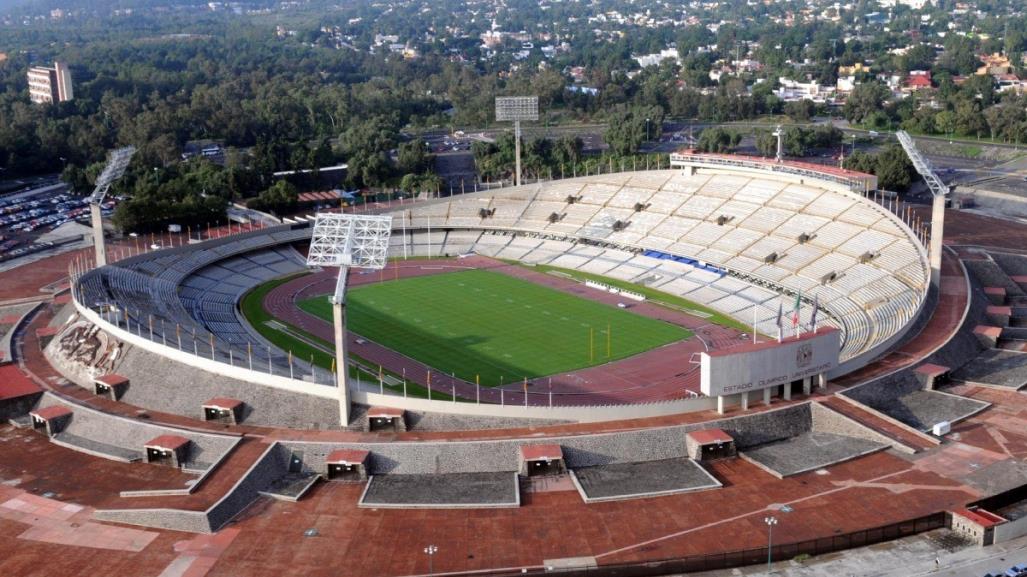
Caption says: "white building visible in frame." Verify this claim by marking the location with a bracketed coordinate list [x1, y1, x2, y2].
[27, 61, 73, 105]
[774, 77, 833, 103]
[634, 48, 680, 68]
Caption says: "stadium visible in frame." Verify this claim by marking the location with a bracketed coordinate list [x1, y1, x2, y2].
[4, 150, 1027, 576]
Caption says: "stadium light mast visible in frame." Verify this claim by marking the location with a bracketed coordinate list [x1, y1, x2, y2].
[495, 96, 539, 187]
[896, 130, 949, 288]
[88, 146, 137, 268]
[306, 213, 392, 426]
[772, 125, 784, 162]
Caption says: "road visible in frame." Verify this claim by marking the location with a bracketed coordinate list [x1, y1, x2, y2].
[684, 530, 1027, 577]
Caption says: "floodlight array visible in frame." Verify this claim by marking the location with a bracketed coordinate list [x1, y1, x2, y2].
[306, 213, 393, 270]
[88, 146, 137, 204]
[495, 96, 539, 121]
[896, 131, 948, 197]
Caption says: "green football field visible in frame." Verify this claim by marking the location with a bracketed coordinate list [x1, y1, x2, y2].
[297, 269, 691, 386]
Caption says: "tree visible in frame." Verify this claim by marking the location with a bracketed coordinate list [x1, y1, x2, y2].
[397, 138, 432, 175]
[874, 145, 916, 192]
[784, 99, 816, 122]
[695, 127, 741, 153]
[843, 82, 892, 125]
[843, 144, 916, 192]
[61, 164, 91, 195]
[605, 105, 664, 156]
[754, 130, 777, 157]
[247, 180, 298, 215]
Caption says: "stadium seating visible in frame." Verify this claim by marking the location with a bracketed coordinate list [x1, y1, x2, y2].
[392, 169, 928, 363]
[72, 166, 928, 378]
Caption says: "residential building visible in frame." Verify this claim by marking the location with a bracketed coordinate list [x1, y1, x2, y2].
[903, 70, 932, 93]
[27, 61, 73, 104]
[976, 53, 1012, 77]
[775, 77, 834, 103]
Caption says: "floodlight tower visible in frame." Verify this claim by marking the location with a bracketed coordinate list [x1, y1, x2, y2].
[306, 213, 393, 426]
[772, 125, 785, 162]
[495, 96, 539, 187]
[896, 130, 949, 288]
[88, 146, 137, 267]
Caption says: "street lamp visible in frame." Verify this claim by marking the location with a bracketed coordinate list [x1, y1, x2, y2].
[645, 117, 651, 142]
[764, 516, 778, 572]
[424, 544, 438, 575]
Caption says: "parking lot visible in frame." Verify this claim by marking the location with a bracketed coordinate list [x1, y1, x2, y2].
[0, 181, 110, 264]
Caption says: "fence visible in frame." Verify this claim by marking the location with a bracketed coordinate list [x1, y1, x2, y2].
[66, 155, 930, 411]
[476, 512, 946, 577]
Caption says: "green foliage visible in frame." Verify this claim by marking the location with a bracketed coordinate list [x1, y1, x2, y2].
[111, 159, 228, 233]
[246, 180, 298, 215]
[843, 144, 917, 192]
[695, 127, 741, 153]
[783, 99, 816, 122]
[605, 105, 664, 155]
[843, 82, 891, 125]
[396, 138, 432, 175]
[472, 133, 587, 181]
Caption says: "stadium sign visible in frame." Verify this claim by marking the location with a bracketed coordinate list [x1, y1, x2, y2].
[700, 328, 840, 397]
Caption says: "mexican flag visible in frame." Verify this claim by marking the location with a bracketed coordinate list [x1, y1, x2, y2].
[792, 290, 802, 328]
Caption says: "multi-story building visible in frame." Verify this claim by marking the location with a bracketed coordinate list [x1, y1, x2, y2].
[27, 61, 73, 104]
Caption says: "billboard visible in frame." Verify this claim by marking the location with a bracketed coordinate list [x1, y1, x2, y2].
[700, 329, 840, 397]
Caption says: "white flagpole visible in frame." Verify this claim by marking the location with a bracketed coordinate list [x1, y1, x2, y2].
[427, 214, 432, 257]
[777, 301, 783, 344]
[752, 304, 757, 344]
[403, 211, 408, 260]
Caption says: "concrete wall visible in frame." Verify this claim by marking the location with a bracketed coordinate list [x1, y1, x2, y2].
[92, 507, 211, 534]
[205, 443, 291, 531]
[278, 403, 813, 475]
[36, 392, 240, 467]
[94, 442, 291, 534]
[810, 402, 915, 454]
[994, 515, 1027, 544]
[955, 186, 1027, 221]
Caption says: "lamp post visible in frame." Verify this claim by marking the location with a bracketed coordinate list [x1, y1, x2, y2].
[645, 117, 651, 142]
[764, 515, 778, 572]
[424, 544, 438, 576]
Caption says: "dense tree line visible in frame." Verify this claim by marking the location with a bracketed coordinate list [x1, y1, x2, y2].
[0, 0, 1024, 233]
[843, 145, 918, 192]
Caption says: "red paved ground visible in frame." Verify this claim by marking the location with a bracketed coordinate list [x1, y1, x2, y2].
[0, 364, 41, 401]
[198, 451, 974, 577]
[265, 255, 748, 404]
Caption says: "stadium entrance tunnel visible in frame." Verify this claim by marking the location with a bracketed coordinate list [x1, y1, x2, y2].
[144, 436, 190, 468]
[686, 429, 737, 462]
[202, 398, 244, 425]
[93, 374, 129, 401]
[29, 406, 72, 437]
[325, 449, 369, 482]
[519, 444, 566, 477]
[364, 407, 407, 432]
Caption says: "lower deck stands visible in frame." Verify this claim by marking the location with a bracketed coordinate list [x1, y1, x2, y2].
[359, 472, 520, 508]
[740, 432, 888, 478]
[570, 458, 721, 502]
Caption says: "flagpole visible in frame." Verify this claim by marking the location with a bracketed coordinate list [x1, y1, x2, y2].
[776, 299, 783, 343]
[752, 304, 757, 344]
